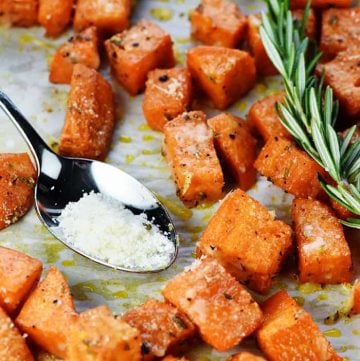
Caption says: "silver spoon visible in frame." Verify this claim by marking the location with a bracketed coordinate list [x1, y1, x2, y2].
[0, 91, 178, 272]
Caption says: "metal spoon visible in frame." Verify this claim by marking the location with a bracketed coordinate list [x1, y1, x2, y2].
[0, 91, 178, 272]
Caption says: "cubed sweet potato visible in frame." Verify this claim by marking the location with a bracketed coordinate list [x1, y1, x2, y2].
[198, 189, 292, 293]
[163, 111, 224, 207]
[105, 19, 175, 95]
[67, 305, 141, 361]
[226, 352, 266, 361]
[0, 306, 34, 361]
[190, 0, 248, 48]
[254, 137, 327, 199]
[16, 267, 78, 359]
[38, 0, 73, 37]
[0, 153, 36, 230]
[74, 0, 130, 34]
[317, 51, 360, 118]
[247, 14, 277, 77]
[163, 257, 263, 352]
[122, 299, 196, 360]
[207, 113, 257, 190]
[247, 92, 292, 141]
[49, 26, 100, 84]
[329, 197, 359, 221]
[1, 0, 38, 27]
[59, 64, 115, 160]
[257, 291, 341, 361]
[291, 198, 352, 284]
[0, 246, 42, 315]
[142, 67, 193, 132]
[187, 46, 256, 110]
[161, 356, 189, 361]
[352, 279, 360, 314]
[320, 8, 360, 60]
[291, 0, 351, 8]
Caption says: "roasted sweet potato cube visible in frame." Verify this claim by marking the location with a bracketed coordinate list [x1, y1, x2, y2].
[317, 51, 360, 118]
[67, 305, 141, 361]
[162, 357, 189, 361]
[163, 111, 224, 207]
[226, 352, 266, 361]
[49, 26, 100, 84]
[198, 189, 292, 293]
[142, 67, 193, 132]
[291, 198, 352, 284]
[257, 291, 341, 360]
[0, 306, 34, 361]
[248, 92, 292, 141]
[105, 19, 175, 95]
[122, 299, 196, 360]
[0, 153, 36, 230]
[190, 0, 248, 48]
[1, 0, 38, 26]
[38, 0, 73, 37]
[0, 247, 42, 315]
[74, 0, 130, 34]
[255, 137, 327, 199]
[16, 267, 78, 359]
[207, 113, 257, 190]
[352, 280, 360, 314]
[59, 64, 115, 160]
[320, 8, 360, 60]
[187, 46, 256, 110]
[163, 257, 263, 352]
[291, 0, 351, 8]
[247, 14, 277, 77]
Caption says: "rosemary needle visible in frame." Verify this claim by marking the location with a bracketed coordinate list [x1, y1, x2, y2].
[260, 0, 360, 229]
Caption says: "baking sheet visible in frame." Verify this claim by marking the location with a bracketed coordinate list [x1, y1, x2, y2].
[0, 0, 359, 359]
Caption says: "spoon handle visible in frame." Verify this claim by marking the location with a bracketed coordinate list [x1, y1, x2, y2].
[0, 90, 52, 170]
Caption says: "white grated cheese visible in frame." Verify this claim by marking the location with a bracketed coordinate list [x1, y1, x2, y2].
[58, 192, 175, 271]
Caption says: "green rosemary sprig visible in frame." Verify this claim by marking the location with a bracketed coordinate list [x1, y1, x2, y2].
[260, 0, 360, 228]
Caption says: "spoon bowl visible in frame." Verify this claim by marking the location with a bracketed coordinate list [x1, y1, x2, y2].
[0, 91, 178, 272]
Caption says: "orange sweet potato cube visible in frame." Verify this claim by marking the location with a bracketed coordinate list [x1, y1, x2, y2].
[16, 267, 78, 359]
[122, 299, 196, 360]
[0, 306, 34, 361]
[291, 0, 351, 8]
[190, 0, 248, 48]
[291, 198, 352, 284]
[198, 189, 292, 293]
[247, 14, 277, 77]
[352, 279, 360, 314]
[248, 92, 292, 141]
[162, 257, 263, 352]
[254, 137, 327, 199]
[67, 305, 141, 361]
[74, 0, 130, 34]
[187, 46, 256, 110]
[49, 26, 100, 84]
[142, 67, 193, 132]
[257, 291, 341, 360]
[163, 111, 224, 207]
[59, 64, 115, 160]
[105, 19, 175, 95]
[0, 153, 36, 230]
[317, 51, 360, 118]
[1, 0, 38, 27]
[226, 352, 266, 361]
[38, 0, 73, 37]
[320, 8, 360, 60]
[162, 356, 189, 361]
[0, 247, 42, 315]
[207, 113, 257, 190]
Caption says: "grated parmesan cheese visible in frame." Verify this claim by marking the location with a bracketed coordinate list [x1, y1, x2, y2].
[58, 192, 175, 271]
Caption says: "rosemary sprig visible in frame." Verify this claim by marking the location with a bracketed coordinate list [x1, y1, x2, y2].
[260, 0, 360, 228]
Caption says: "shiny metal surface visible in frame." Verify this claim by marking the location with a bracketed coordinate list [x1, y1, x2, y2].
[0, 91, 178, 272]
